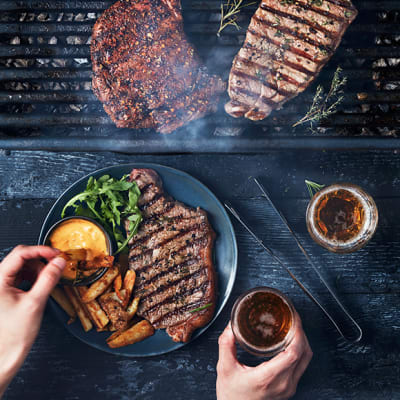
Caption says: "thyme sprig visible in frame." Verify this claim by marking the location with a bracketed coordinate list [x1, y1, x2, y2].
[305, 180, 325, 198]
[293, 66, 347, 131]
[189, 303, 213, 313]
[217, 0, 256, 36]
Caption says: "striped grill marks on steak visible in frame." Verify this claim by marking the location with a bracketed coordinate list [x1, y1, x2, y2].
[90, 0, 225, 134]
[126, 169, 216, 343]
[225, 0, 358, 121]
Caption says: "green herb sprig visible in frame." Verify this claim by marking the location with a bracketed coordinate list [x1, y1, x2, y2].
[305, 180, 325, 198]
[189, 303, 213, 313]
[293, 66, 347, 131]
[61, 174, 142, 255]
[217, 0, 256, 36]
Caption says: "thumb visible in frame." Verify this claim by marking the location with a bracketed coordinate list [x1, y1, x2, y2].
[217, 323, 239, 374]
[30, 257, 66, 304]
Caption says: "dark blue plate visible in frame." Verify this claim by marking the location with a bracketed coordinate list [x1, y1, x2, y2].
[38, 163, 238, 357]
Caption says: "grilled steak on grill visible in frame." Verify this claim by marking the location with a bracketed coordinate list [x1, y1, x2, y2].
[225, 0, 358, 120]
[91, 0, 225, 134]
[126, 169, 216, 342]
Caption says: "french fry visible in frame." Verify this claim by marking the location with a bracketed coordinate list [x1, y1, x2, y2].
[122, 270, 136, 308]
[51, 287, 76, 321]
[106, 320, 155, 348]
[97, 325, 110, 332]
[81, 266, 119, 303]
[99, 290, 125, 304]
[103, 285, 113, 295]
[79, 255, 114, 270]
[64, 286, 93, 332]
[76, 286, 109, 330]
[126, 296, 140, 320]
[106, 329, 123, 343]
[63, 249, 87, 261]
[114, 274, 124, 302]
[62, 260, 78, 281]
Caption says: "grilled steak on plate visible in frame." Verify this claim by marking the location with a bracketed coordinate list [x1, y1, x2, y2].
[91, 0, 225, 134]
[126, 169, 216, 342]
[225, 0, 358, 120]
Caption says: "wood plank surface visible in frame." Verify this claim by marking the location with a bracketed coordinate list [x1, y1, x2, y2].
[1, 150, 399, 400]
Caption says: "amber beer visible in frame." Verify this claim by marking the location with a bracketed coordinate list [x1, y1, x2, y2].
[231, 287, 295, 357]
[306, 183, 378, 253]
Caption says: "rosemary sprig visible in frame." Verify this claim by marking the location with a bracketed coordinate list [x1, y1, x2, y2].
[189, 303, 213, 313]
[293, 66, 347, 131]
[305, 180, 325, 198]
[217, 0, 256, 36]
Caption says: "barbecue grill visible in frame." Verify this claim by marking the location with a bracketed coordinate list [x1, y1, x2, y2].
[0, 0, 399, 152]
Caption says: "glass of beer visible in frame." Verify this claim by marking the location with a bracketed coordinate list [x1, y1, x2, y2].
[306, 183, 378, 253]
[231, 287, 296, 357]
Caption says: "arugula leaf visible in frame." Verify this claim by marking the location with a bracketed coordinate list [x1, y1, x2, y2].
[61, 174, 142, 254]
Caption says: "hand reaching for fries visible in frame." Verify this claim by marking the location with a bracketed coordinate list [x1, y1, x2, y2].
[0, 245, 66, 398]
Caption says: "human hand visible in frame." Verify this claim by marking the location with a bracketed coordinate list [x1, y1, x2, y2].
[216, 312, 312, 400]
[0, 245, 66, 397]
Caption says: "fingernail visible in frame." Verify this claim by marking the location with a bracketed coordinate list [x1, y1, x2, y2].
[52, 257, 66, 270]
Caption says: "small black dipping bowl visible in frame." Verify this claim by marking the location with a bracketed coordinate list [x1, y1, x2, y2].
[42, 216, 113, 286]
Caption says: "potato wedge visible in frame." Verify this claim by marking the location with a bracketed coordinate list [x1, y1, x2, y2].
[64, 286, 92, 332]
[113, 274, 124, 302]
[103, 285, 113, 295]
[106, 329, 124, 343]
[79, 255, 114, 270]
[76, 286, 109, 330]
[107, 320, 155, 348]
[127, 297, 140, 320]
[62, 260, 78, 281]
[63, 249, 87, 261]
[81, 266, 119, 303]
[50, 287, 76, 321]
[96, 325, 110, 332]
[122, 270, 136, 308]
[99, 290, 125, 304]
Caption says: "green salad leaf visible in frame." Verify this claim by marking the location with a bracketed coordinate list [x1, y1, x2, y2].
[61, 174, 142, 255]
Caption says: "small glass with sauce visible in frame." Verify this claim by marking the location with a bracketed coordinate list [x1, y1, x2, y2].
[231, 287, 296, 357]
[306, 183, 378, 254]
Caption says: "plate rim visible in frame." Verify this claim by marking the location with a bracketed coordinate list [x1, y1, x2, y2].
[39, 162, 238, 357]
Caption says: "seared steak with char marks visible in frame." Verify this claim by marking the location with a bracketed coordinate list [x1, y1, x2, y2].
[225, 0, 357, 120]
[126, 169, 216, 342]
[91, 0, 225, 134]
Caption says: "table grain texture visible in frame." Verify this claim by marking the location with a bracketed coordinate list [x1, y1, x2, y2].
[0, 150, 399, 400]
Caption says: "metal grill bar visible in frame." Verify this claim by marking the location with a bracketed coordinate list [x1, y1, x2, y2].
[0, 0, 399, 152]
[0, 136, 399, 153]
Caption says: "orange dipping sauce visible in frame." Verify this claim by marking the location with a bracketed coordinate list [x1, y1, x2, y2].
[48, 218, 109, 280]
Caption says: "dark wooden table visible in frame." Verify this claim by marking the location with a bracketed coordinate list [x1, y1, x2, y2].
[1, 150, 399, 400]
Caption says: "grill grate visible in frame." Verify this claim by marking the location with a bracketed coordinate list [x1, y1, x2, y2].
[0, 0, 399, 152]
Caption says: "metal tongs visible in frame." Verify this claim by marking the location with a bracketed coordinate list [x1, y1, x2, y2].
[225, 178, 363, 343]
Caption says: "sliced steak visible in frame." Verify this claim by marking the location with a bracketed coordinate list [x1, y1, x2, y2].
[126, 169, 216, 342]
[91, 0, 225, 134]
[225, 0, 358, 120]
